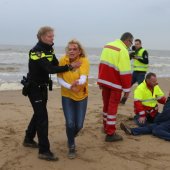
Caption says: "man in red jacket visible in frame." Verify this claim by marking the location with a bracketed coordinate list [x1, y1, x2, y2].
[98, 32, 133, 142]
[133, 72, 166, 127]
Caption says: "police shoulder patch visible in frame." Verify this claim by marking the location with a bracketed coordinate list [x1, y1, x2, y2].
[36, 51, 42, 58]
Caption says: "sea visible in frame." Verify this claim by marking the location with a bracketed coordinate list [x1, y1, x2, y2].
[0, 44, 170, 91]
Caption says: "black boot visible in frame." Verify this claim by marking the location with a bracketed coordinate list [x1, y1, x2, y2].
[23, 138, 38, 148]
[39, 151, 59, 161]
[67, 148, 76, 159]
[105, 133, 123, 142]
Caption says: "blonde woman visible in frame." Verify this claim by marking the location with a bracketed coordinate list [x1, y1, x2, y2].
[57, 39, 89, 159]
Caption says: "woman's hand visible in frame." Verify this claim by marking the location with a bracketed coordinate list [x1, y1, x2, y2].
[70, 81, 80, 92]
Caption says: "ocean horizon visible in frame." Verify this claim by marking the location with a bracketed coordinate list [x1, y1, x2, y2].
[0, 44, 170, 91]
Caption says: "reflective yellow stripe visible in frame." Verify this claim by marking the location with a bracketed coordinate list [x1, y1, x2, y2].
[30, 52, 53, 61]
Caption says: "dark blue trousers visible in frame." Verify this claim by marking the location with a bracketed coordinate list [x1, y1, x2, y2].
[131, 122, 170, 141]
[132, 71, 146, 85]
[62, 96, 88, 148]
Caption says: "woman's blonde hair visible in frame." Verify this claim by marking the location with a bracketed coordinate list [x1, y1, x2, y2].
[65, 39, 86, 57]
[37, 26, 54, 40]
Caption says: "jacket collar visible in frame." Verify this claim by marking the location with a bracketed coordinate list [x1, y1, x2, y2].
[37, 41, 54, 51]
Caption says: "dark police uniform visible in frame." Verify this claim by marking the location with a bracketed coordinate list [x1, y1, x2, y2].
[24, 41, 71, 154]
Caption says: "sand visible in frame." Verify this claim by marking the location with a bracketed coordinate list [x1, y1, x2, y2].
[0, 78, 170, 170]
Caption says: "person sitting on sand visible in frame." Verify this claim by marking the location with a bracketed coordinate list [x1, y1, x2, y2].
[120, 92, 170, 141]
[133, 72, 166, 127]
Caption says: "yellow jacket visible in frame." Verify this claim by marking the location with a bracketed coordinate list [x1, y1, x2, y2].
[134, 80, 164, 108]
[98, 39, 132, 92]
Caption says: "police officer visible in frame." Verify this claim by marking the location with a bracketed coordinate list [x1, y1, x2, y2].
[22, 26, 80, 161]
[131, 39, 149, 85]
[120, 39, 149, 104]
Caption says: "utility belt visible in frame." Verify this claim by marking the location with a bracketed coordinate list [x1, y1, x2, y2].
[21, 76, 53, 96]
[31, 81, 48, 88]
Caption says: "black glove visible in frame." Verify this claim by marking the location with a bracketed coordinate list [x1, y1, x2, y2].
[120, 96, 127, 104]
[129, 51, 135, 59]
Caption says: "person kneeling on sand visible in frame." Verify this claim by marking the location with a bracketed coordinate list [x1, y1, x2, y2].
[120, 93, 170, 141]
[133, 72, 166, 127]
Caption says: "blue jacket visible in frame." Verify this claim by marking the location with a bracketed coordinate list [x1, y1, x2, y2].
[154, 97, 170, 124]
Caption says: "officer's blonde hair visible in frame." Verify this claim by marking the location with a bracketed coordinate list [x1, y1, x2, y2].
[37, 26, 54, 40]
[65, 39, 86, 58]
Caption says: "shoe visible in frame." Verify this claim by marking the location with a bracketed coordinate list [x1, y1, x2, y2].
[105, 133, 123, 142]
[23, 138, 38, 148]
[67, 148, 76, 159]
[74, 132, 79, 138]
[120, 122, 132, 135]
[39, 151, 59, 161]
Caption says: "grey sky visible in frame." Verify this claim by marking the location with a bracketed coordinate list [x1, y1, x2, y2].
[0, 0, 170, 50]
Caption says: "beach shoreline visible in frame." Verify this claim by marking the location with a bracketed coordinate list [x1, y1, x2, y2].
[0, 77, 170, 170]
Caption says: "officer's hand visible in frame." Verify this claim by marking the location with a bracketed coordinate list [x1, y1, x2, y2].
[70, 61, 81, 69]
[138, 117, 146, 124]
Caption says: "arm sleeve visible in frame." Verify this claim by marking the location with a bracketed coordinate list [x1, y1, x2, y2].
[155, 85, 166, 104]
[39, 58, 69, 74]
[134, 100, 146, 117]
[137, 51, 149, 64]
[134, 87, 146, 117]
[52, 54, 59, 66]
[158, 96, 166, 104]
[57, 77, 71, 89]
[76, 58, 89, 85]
[118, 49, 132, 92]
[77, 75, 87, 85]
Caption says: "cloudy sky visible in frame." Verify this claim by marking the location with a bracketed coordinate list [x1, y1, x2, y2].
[0, 0, 170, 50]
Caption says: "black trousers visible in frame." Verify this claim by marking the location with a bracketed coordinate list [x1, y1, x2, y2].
[25, 84, 50, 153]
